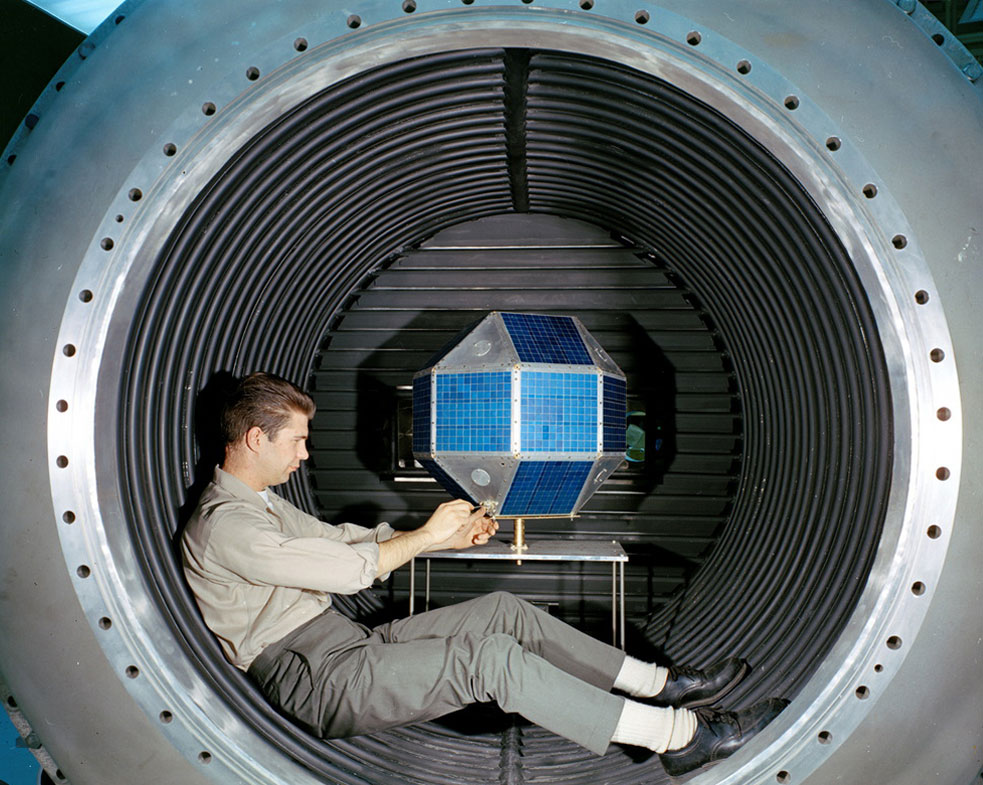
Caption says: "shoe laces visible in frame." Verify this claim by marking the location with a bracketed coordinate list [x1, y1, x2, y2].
[695, 706, 737, 723]
[667, 663, 704, 681]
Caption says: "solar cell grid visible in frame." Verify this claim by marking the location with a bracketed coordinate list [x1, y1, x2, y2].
[412, 375, 432, 453]
[434, 371, 511, 452]
[501, 460, 594, 516]
[501, 312, 592, 365]
[602, 375, 628, 452]
[520, 371, 597, 452]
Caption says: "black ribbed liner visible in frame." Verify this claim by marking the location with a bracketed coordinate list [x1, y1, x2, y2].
[121, 48, 891, 784]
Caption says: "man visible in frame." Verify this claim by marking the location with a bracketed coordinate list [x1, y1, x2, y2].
[182, 372, 786, 776]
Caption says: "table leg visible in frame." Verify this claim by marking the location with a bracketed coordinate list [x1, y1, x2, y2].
[620, 560, 626, 651]
[409, 558, 415, 616]
[611, 562, 617, 647]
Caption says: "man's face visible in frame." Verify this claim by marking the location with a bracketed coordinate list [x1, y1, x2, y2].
[255, 409, 310, 488]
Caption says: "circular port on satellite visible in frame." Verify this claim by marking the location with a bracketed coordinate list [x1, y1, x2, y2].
[471, 468, 491, 486]
[473, 340, 492, 357]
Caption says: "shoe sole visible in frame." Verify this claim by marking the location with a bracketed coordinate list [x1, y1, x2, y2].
[667, 761, 715, 782]
[677, 659, 751, 709]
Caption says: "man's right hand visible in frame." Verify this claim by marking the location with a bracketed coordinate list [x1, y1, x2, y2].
[421, 499, 482, 546]
[434, 505, 497, 551]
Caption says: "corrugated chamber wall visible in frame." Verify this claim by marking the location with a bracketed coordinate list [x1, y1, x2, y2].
[122, 47, 891, 785]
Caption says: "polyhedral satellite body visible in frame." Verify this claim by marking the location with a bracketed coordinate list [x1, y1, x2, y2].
[413, 312, 627, 519]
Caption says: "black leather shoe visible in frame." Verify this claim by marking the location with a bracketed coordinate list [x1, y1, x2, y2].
[646, 657, 750, 708]
[658, 698, 789, 777]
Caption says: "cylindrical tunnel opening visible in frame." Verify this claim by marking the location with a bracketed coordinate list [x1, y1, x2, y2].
[121, 48, 891, 783]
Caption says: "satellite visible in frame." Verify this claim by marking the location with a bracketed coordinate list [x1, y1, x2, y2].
[412, 312, 627, 528]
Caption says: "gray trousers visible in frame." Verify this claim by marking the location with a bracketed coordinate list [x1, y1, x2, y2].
[247, 591, 627, 755]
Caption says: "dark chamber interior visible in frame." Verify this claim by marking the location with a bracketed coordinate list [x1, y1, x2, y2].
[121, 48, 892, 783]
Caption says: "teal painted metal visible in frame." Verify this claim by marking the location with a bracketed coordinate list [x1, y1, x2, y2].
[21, 0, 120, 33]
[961, 0, 983, 24]
[0, 710, 39, 785]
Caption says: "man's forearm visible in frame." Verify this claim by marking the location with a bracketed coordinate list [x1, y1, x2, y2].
[375, 500, 489, 577]
[376, 528, 437, 577]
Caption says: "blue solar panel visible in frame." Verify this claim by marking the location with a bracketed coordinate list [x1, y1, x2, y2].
[434, 371, 511, 452]
[520, 371, 597, 453]
[501, 313, 592, 365]
[418, 458, 477, 505]
[602, 375, 627, 452]
[500, 460, 593, 516]
[412, 375, 432, 454]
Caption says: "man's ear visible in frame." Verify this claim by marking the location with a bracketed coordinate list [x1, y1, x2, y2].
[243, 425, 265, 454]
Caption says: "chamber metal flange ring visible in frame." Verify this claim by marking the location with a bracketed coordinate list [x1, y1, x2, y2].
[0, 1, 979, 784]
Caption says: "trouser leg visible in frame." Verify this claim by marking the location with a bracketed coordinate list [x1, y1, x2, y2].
[376, 591, 626, 691]
[316, 630, 624, 755]
[248, 593, 628, 755]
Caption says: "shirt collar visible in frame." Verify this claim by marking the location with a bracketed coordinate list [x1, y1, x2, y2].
[212, 465, 279, 510]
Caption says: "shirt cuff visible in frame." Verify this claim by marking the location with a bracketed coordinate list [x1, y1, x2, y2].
[374, 522, 396, 543]
[372, 523, 396, 582]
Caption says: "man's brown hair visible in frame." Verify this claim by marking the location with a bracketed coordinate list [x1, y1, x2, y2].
[221, 372, 316, 445]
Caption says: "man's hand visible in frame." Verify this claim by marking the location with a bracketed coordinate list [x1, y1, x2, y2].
[437, 507, 498, 551]
[376, 500, 498, 577]
[420, 499, 481, 545]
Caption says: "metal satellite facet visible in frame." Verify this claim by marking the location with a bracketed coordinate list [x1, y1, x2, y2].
[413, 312, 627, 518]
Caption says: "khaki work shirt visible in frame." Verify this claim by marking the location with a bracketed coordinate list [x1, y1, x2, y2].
[181, 467, 395, 670]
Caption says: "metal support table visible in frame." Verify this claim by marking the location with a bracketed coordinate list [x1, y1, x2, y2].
[408, 539, 628, 649]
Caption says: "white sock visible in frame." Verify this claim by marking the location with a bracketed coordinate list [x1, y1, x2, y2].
[613, 655, 669, 698]
[611, 700, 699, 753]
